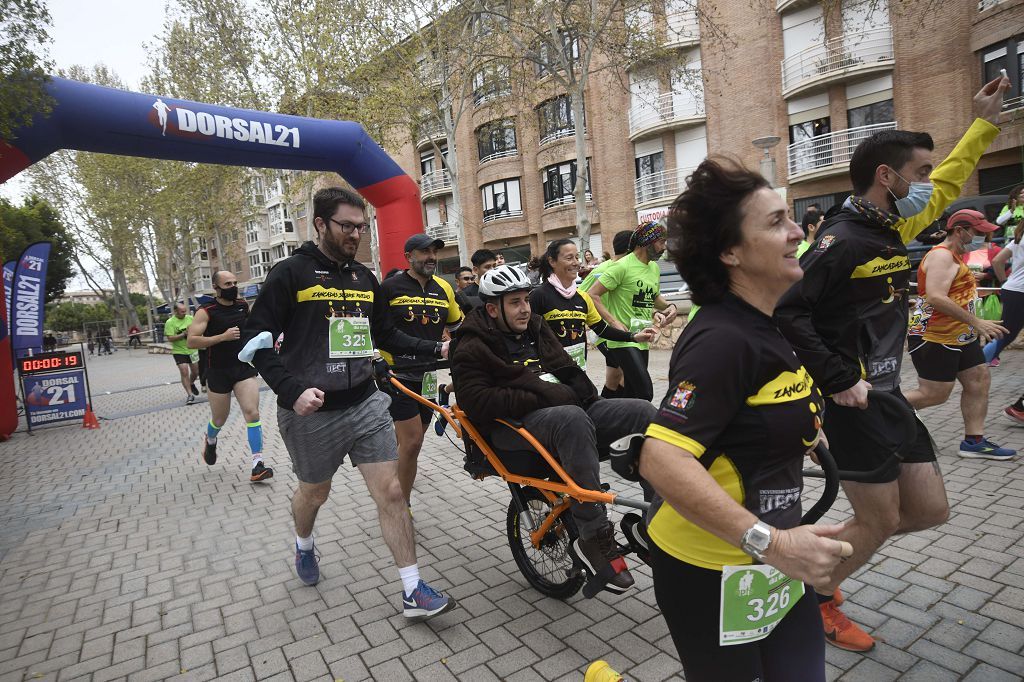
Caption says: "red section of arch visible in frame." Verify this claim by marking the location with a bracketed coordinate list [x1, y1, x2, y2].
[358, 174, 424, 273]
[0, 277, 17, 441]
[0, 141, 31, 185]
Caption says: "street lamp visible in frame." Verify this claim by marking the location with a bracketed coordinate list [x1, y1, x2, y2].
[752, 135, 782, 187]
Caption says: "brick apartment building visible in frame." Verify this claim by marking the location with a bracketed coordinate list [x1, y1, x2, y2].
[381, 0, 1024, 279]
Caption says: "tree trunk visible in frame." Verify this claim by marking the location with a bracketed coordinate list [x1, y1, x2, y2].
[112, 267, 141, 330]
[440, 89, 469, 265]
[571, 87, 592, 251]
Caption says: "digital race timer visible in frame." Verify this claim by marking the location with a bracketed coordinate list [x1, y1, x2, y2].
[17, 352, 85, 375]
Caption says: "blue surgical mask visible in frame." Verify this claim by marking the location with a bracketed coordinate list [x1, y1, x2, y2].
[888, 169, 934, 218]
[962, 231, 986, 253]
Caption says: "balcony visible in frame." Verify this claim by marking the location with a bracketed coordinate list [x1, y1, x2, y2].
[787, 121, 897, 182]
[1004, 94, 1024, 113]
[482, 209, 524, 223]
[629, 92, 705, 141]
[543, 192, 593, 210]
[415, 120, 446, 148]
[420, 170, 452, 198]
[634, 167, 694, 207]
[426, 222, 459, 243]
[665, 10, 699, 48]
[781, 28, 894, 98]
[539, 127, 576, 146]
[479, 148, 518, 164]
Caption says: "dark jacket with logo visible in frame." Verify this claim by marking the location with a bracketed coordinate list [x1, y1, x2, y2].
[244, 242, 437, 410]
[775, 209, 911, 394]
[451, 306, 598, 436]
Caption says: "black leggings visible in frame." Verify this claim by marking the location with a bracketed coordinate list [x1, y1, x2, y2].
[604, 346, 652, 401]
[650, 543, 825, 682]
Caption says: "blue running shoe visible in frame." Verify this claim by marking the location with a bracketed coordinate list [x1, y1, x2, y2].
[434, 412, 447, 437]
[959, 438, 1017, 461]
[402, 580, 456, 620]
[295, 543, 320, 585]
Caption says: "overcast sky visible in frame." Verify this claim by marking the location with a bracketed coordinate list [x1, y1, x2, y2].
[1, 0, 166, 203]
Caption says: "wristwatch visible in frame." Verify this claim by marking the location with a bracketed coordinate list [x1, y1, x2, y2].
[434, 341, 444, 357]
[740, 521, 773, 562]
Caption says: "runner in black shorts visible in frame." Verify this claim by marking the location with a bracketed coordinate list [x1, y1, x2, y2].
[580, 230, 634, 397]
[640, 159, 849, 681]
[188, 271, 272, 483]
[380, 233, 463, 507]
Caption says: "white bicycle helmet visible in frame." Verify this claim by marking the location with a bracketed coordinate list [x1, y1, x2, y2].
[479, 264, 532, 298]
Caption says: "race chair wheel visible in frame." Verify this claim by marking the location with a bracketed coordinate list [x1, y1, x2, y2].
[506, 486, 585, 600]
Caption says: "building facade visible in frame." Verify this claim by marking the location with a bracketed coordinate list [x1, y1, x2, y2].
[384, 0, 1024, 279]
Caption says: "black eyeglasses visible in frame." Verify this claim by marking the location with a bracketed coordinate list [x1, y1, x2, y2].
[327, 218, 370, 234]
[459, 276, 476, 282]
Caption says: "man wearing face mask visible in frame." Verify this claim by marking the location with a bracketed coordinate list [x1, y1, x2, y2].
[188, 271, 273, 482]
[380, 233, 463, 508]
[904, 210, 1013, 460]
[775, 75, 1010, 652]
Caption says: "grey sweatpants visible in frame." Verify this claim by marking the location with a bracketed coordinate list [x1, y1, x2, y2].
[490, 398, 656, 538]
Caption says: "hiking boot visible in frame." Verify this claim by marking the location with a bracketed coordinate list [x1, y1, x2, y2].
[295, 543, 320, 585]
[402, 580, 456, 620]
[250, 462, 273, 482]
[959, 438, 1017, 461]
[585, 661, 624, 682]
[201, 436, 217, 465]
[1004, 405, 1024, 425]
[572, 523, 634, 593]
[820, 600, 875, 652]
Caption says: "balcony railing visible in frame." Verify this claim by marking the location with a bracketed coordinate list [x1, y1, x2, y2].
[543, 192, 593, 210]
[787, 121, 897, 180]
[629, 91, 705, 138]
[415, 121, 446, 147]
[420, 170, 452, 195]
[539, 127, 576, 146]
[426, 222, 458, 243]
[634, 167, 695, 205]
[1003, 94, 1024, 112]
[482, 209, 524, 223]
[479, 148, 519, 164]
[474, 86, 511, 106]
[665, 10, 700, 46]
[781, 28, 894, 96]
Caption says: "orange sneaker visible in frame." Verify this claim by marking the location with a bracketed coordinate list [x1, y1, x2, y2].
[820, 600, 875, 652]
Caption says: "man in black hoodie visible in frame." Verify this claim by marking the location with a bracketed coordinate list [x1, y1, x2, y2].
[243, 187, 455, 621]
[452, 265, 656, 595]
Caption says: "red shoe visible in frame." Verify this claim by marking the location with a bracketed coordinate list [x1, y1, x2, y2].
[820, 601, 875, 652]
[1004, 405, 1024, 425]
[833, 587, 844, 606]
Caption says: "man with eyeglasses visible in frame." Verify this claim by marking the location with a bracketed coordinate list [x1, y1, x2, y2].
[243, 187, 456, 621]
[455, 266, 475, 314]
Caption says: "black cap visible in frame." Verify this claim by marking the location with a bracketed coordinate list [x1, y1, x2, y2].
[404, 233, 444, 252]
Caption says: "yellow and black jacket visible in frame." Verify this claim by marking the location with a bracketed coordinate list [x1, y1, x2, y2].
[379, 270, 462, 373]
[775, 119, 1000, 395]
[244, 242, 438, 411]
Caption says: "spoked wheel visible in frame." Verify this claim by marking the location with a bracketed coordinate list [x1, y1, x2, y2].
[506, 485, 584, 600]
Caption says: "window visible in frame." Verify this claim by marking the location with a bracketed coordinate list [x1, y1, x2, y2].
[542, 159, 591, 208]
[473, 63, 510, 105]
[260, 250, 271, 264]
[481, 178, 523, 222]
[295, 203, 307, 219]
[246, 220, 260, 245]
[248, 253, 262, 279]
[981, 38, 1023, 101]
[635, 151, 665, 204]
[789, 116, 832, 173]
[194, 237, 208, 261]
[420, 146, 448, 176]
[477, 119, 517, 162]
[847, 99, 894, 128]
[272, 245, 286, 260]
[536, 30, 580, 78]
[537, 95, 582, 144]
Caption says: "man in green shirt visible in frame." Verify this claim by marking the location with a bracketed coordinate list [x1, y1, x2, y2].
[587, 221, 678, 401]
[164, 302, 200, 404]
[580, 230, 633, 398]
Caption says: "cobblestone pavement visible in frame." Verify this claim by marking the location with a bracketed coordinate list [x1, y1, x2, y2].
[1, 345, 1023, 681]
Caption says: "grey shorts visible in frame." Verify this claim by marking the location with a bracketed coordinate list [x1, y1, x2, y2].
[277, 390, 398, 483]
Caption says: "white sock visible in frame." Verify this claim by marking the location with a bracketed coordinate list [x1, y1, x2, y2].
[252, 454, 263, 467]
[296, 534, 314, 551]
[399, 564, 420, 595]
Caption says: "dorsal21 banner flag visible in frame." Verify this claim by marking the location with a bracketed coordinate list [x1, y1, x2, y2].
[10, 242, 51, 358]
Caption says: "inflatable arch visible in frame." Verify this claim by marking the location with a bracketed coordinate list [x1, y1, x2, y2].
[0, 76, 425, 440]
